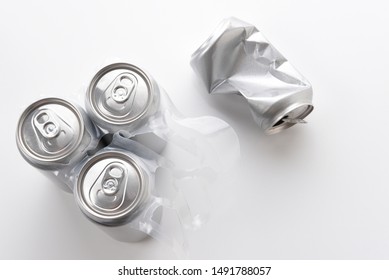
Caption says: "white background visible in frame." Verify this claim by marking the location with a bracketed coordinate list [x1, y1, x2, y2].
[1, 0, 389, 259]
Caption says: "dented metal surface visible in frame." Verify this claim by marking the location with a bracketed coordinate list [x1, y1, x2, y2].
[191, 17, 314, 134]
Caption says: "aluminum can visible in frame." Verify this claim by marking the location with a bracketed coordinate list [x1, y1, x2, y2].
[191, 17, 314, 134]
[75, 149, 155, 242]
[85, 63, 160, 134]
[16, 97, 100, 170]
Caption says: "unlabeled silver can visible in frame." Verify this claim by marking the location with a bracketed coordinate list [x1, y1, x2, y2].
[85, 63, 160, 134]
[75, 149, 154, 242]
[191, 17, 314, 134]
[16, 97, 100, 170]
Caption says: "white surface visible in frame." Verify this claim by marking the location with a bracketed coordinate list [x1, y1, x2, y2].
[1, 0, 389, 259]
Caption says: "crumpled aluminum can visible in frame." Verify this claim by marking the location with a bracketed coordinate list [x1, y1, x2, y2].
[191, 17, 314, 134]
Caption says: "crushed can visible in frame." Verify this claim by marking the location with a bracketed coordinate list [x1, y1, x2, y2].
[191, 17, 314, 134]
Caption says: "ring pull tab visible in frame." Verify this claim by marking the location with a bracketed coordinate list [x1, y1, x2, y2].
[32, 109, 74, 153]
[282, 117, 307, 124]
[89, 162, 127, 210]
[102, 72, 138, 115]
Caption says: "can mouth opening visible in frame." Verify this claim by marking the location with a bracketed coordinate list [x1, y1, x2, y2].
[266, 104, 314, 135]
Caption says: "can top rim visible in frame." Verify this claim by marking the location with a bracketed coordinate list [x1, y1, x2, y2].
[86, 62, 154, 126]
[16, 97, 85, 164]
[75, 150, 148, 225]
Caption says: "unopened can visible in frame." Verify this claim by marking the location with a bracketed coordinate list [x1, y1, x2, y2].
[75, 149, 154, 242]
[85, 63, 160, 134]
[16, 97, 99, 170]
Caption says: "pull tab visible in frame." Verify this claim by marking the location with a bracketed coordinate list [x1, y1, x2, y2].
[89, 162, 127, 210]
[282, 117, 307, 124]
[102, 72, 138, 115]
[33, 109, 74, 153]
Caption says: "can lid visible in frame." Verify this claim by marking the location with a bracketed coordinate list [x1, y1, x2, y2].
[265, 103, 314, 135]
[86, 63, 154, 129]
[16, 98, 84, 165]
[75, 151, 147, 225]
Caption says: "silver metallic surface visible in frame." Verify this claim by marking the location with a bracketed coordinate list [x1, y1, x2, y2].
[99, 205, 162, 243]
[16, 98, 97, 169]
[86, 63, 160, 133]
[191, 17, 314, 134]
[75, 150, 148, 226]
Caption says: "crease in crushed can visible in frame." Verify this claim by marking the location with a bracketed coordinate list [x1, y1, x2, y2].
[190, 17, 314, 134]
